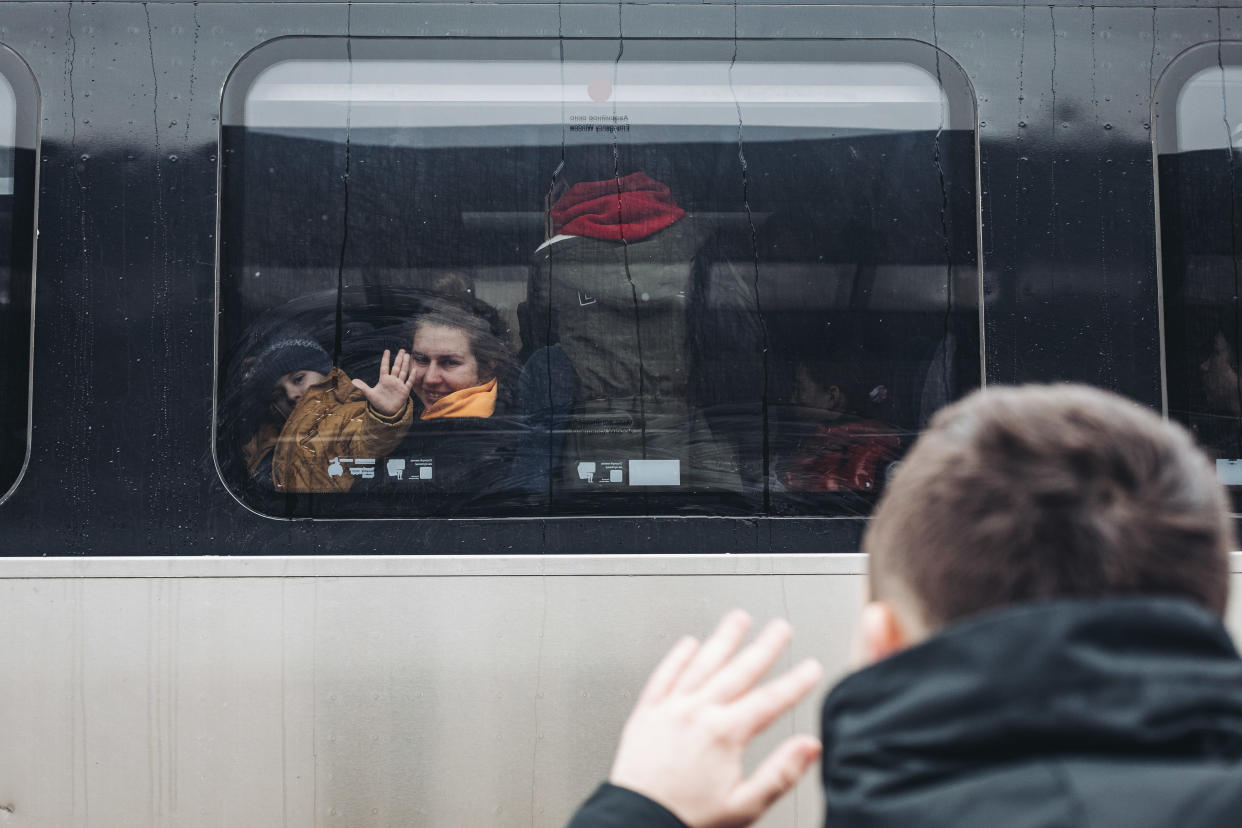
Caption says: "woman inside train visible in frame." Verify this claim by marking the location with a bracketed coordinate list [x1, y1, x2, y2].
[358, 298, 528, 510]
[407, 302, 516, 421]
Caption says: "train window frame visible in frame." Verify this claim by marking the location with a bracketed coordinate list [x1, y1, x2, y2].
[0, 43, 39, 507]
[214, 35, 983, 522]
[1153, 42, 1242, 155]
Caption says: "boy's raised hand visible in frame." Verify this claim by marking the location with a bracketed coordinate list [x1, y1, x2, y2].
[607, 611, 824, 828]
[353, 349, 415, 417]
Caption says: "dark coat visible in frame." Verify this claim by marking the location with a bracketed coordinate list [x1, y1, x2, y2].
[566, 784, 687, 828]
[354, 416, 517, 514]
[821, 598, 1242, 828]
[349, 387, 562, 516]
[526, 221, 714, 403]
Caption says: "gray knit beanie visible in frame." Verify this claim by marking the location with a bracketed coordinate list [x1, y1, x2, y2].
[245, 330, 333, 393]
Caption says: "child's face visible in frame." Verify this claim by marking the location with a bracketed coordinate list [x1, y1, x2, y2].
[273, 369, 329, 415]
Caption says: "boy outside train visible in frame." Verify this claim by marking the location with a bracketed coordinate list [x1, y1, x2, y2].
[567, 384, 1242, 828]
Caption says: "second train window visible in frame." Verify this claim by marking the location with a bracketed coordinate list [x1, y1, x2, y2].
[0, 44, 37, 504]
[217, 38, 980, 519]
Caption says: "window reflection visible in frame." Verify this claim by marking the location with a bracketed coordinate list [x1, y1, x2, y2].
[217, 38, 979, 519]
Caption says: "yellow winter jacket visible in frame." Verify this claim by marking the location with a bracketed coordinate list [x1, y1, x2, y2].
[246, 368, 413, 494]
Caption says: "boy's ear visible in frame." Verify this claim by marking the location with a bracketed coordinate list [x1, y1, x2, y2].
[858, 601, 912, 665]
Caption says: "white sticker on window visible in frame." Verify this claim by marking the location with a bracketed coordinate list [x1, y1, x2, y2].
[629, 459, 680, 486]
[1216, 459, 1242, 486]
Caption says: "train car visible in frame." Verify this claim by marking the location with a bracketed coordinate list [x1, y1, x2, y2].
[0, 0, 1241, 824]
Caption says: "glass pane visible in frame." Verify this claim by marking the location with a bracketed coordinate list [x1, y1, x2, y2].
[0, 46, 36, 501]
[216, 38, 980, 520]
[1159, 48, 1242, 511]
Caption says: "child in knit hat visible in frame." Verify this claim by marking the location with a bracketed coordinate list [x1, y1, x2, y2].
[241, 329, 415, 493]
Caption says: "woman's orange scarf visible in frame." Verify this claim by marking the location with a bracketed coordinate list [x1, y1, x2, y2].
[420, 378, 498, 420]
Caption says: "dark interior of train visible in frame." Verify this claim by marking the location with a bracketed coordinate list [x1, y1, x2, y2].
[0, 146, 33, 496]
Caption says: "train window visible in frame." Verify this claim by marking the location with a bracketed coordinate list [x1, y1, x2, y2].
[0, 46, 37, 504]
[1157, 43, 1242, 511]
[217, 38, 979, 520]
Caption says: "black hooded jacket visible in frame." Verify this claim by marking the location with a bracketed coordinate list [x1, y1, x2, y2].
[821, 598, 1242, 828]
[567, 598, 1242, 828]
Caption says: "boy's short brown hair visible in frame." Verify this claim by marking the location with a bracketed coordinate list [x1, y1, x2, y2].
[865, 384, 1234, 629]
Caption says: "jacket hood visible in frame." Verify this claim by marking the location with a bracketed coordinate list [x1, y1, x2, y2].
[822, 598, 1242, 824]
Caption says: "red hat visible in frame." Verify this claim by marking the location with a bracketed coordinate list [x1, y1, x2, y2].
[550, 172, 685, 242]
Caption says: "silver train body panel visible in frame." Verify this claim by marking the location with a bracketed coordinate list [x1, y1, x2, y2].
[1, 557, 1241, 825]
